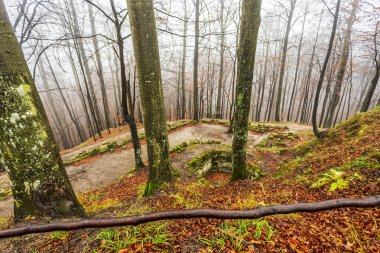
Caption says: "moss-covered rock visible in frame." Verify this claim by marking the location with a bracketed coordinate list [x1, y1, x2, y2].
[170, 140, 222, 154]
[185, 150, 264, 180]
[249, 124, 289, 134]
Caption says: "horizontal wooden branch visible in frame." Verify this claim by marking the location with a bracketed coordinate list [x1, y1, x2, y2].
[0, 195, 379, 239]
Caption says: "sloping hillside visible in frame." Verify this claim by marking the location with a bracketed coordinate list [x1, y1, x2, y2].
[0, 110, 379, 252]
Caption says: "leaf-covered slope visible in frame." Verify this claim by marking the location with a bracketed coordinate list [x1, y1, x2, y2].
[281, 106, 380, 194]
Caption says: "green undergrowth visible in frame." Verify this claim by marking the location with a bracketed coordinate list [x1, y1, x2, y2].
[78, 191, 122, 215]
[93, 222, 173, 252]
[276, 107, 380, 189]
[170, 140, 222, 154]
[308, 151, 380, 191]
[170, 181, 204, 209]
[199, 219, 274, 252]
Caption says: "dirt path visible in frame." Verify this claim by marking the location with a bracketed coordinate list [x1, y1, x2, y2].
[0, 123, 312, 218]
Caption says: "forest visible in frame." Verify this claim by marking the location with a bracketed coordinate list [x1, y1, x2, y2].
[0, 0, 379, 252]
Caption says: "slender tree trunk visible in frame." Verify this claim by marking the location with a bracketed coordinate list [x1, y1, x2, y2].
[67, 45, 96, 140]
[361, 22, 380, 112]
[325, 0, 358, 127]
[275, 0, 296, 121]
[110, 0, 144, 169]
[0, 0, 85, 219]
[300, 8, 323, 123]
[287, 1, 307, 121]
[45, 55, 86, 143]
[127, 0, 172, 194]
[88, 3, 111, 133]
[193, 0, 200, 121]
[69, 0, 103, 132]
[232, 0, 261, 181]
[39, 62, 71, 148]
[181, 0, 188, 119]
[216, 0, 225, 119]
[312, 0, 341, 138]
[320, 43, 338, 127]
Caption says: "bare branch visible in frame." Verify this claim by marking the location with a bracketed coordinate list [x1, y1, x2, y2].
[0, 195, 378, 238]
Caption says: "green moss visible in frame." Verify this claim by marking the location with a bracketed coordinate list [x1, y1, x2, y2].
[185, 150, 231, 174]
[170, 140, 222, 154]
[249, 124, 289, 134]
[144, 182, 160, 196]
[247, 162, 265, 180]
[294, 139, 318, 157]
[0, 187, 12, 200]
[200, 119, 230, 126]
[167, 120, 196, 131]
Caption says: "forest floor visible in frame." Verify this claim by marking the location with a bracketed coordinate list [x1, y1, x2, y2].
[0, 109, 379, 252]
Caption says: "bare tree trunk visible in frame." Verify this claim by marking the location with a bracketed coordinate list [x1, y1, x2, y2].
[88, 3, 111, 133]
[127, 0, 172, 194]
[300, 8, 323, 123]
[361, 22, 380, 112]
[325, 0, 358, 127]
[45, 55, 86, 143]
[110, 0, 144, 169]
[69, 0, 103, 132]
[193, 0, 200, 121]
[67, 45, 96, 140]
[181, 0, 188, 119]
[39, 61, 71, 148]
[275, 0, 296, 121]
[216, 0, 225, 119]
[287, 1, 307, 121]
[232, 0, 261, 180]
[0, 0, 85, 219]
[312, 0, 341, 138]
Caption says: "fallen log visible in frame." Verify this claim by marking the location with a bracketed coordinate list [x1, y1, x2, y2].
[0, 195, 379, 238]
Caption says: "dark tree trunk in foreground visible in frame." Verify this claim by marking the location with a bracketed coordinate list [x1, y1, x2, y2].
[127, 0, 172, 195]
[0, 0, 85, 220]
[231, 0, 261, 181]
[312, 0, 341, 138]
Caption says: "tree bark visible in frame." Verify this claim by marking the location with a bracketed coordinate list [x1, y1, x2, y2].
[231, 0, 261, 181]
[181, 0, 188, 119]
[109, 0, 144, 169]
[287, 1, 307, 121]
[0, 0, 85, 219]
[325, 0, 358, 127]
[361, 22, 380, 112]
[88, 3, 112, 133]
[192, 0, 200, 121]
[216, 0, 225, 119]
[127, 0, 172, 195]
[275, 0, 296, 121]
[312, 0, 341, 138]
[1, 195, 379, 238]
